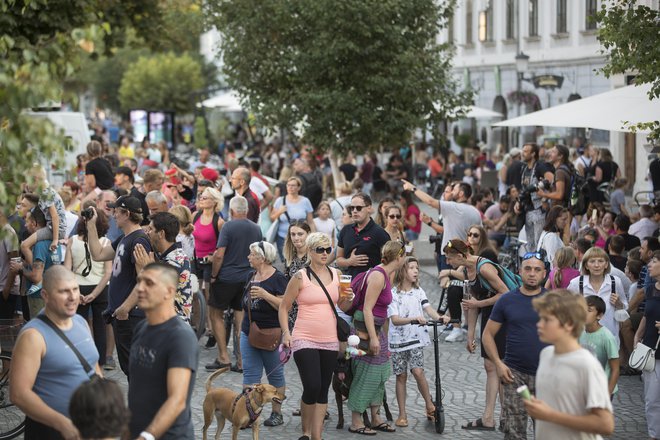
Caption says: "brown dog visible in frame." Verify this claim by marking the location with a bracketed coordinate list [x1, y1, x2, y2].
[202, 367, 284, 440]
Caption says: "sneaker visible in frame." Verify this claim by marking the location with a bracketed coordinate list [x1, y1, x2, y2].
[263, 412, 284, 427]
[445, 327, 465, 342]
[103, 356, 116, 371]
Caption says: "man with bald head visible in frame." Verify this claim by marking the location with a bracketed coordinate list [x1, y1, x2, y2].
[128, 262, 198, 440]
[11, 265, 100, 440]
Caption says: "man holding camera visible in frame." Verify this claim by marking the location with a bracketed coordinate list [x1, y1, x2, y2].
[515, 143, 554, 253]
[86, 195, 152, 377]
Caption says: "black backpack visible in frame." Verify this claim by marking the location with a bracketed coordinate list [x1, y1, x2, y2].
[193, 211, 221, 239]
[559, 164, 589, 216]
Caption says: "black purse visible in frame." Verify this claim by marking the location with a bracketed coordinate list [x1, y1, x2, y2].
[306, 267, 350, 342]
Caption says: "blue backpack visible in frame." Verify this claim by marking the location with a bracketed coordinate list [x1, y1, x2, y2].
[476, 257, 522, 292]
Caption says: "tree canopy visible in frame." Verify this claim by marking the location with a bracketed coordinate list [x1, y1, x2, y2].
[207, 0, 471, 154]
[118, 52, 204, 113]
[597, 1, 660, 141]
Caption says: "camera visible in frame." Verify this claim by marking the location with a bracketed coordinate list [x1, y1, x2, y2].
[520, 179, 552, 208]
[81, 207, 94, 220]
[429, 235, 443, 244]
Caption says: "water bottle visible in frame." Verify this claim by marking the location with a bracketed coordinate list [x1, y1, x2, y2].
[51, 245, 61, 265]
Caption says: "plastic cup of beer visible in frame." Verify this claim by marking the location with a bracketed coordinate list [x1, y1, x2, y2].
[339, 275, 352, 299]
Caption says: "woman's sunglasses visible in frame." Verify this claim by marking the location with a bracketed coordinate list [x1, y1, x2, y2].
[467, 232, 480, 238]
[388, 214, 402, 219]
[314, 246, 333, 254]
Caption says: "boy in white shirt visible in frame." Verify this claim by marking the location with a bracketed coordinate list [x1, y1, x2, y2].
[526, 289, 614, 440]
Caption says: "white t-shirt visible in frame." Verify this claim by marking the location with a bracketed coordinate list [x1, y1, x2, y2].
[387, 286, 431, 352]
[537, 231, 564, 268]
[536, 346, 612, 440]
[567, 275, 627, 340]
[249, 177, 270, 201]
[439, 201, 482, 255]
[313, 217, 336, 243]
[64, 210, 78, 238]
[330, 196, 352, 228]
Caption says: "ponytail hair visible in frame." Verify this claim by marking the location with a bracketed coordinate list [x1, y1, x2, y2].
[552, 246, 576, 288]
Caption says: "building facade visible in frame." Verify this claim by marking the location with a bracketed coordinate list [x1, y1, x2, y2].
[443, 0, 658, 193]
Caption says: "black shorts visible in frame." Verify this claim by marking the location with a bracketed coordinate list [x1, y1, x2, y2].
[196, 262, 212, 283]
[209, 280, 245, 311]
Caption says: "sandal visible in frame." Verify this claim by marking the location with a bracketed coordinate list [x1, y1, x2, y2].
[372, 422, 396, 432]
[395, 417, 408, 427]
[348, 426, 377, 436]
[461, 418, 495, 431]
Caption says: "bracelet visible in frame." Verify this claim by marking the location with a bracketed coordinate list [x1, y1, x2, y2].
[140, 432, 155, 440]
[427, 220, 433, 226]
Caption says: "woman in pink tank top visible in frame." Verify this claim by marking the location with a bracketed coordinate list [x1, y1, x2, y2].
[279, 232, 355, 440]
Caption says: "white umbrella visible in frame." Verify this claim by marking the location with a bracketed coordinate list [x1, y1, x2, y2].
[201, 91, 243, 111]
[465, 106, 503, 119]
[492, 83, 658, 133]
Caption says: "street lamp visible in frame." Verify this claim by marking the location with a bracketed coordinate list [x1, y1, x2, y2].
[515, 51, 532, 146]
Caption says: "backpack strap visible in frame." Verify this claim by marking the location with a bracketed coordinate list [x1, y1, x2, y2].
[610, 275, 615, 295]
[579, 276, 584, 296]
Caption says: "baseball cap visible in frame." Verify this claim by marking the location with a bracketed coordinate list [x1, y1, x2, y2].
[201, 167, 219, 182]
[509, 147, 522, 157]
[107, 195, 142, 214]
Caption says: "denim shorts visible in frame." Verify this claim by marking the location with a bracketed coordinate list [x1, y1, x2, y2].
[240, 331, 285, 388]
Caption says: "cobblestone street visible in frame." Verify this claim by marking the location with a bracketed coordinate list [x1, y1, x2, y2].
[99, 269, 648, 440]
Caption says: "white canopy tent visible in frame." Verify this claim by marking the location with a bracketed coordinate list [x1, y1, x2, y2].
[465, 106, 503, 119]
[492, 83, 658, 133]
[200, 91, 243, 112]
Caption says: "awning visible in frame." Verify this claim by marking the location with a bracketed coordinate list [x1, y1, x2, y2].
[200, 91, 243, 112]
[492, 83, 658, 133]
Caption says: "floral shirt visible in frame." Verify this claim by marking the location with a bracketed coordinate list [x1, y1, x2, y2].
[160, 243, 193, 320]
[38, 186, 67, 240]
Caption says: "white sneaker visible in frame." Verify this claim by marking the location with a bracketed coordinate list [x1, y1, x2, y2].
[444, 327, 465, 342]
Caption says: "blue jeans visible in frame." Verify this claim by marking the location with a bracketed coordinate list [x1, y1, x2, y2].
[405, 230, 419, 241]
[240, 331, 285, 387]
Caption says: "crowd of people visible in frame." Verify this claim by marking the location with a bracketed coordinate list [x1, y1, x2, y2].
[1, 134, 659, 440]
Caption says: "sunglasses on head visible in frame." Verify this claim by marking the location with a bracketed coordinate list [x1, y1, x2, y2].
[314, 246, 333, 255]
[388, 214, 401, 219]
[522, 251, 544, 262]
[347, 205, 366, 213]
[398, 246, 405, 257]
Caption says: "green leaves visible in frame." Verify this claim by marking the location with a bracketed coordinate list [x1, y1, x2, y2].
[207, 0, 471, 154]
[597, 1, 660, 141]
[118, 52, 204, 114]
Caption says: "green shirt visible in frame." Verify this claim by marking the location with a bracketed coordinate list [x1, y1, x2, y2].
[579, 326, 619, 394]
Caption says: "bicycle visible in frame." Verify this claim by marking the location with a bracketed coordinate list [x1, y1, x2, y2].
[0, 320, 26, 440]
[498, 237, 526, 274]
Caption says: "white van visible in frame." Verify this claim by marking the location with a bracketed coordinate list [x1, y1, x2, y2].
[24, 111, 91, 187]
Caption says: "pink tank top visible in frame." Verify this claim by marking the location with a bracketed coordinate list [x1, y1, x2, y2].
[292, 267, 340, 344]
[192, 215, 217, 258]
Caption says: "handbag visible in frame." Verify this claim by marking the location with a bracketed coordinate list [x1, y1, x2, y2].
[246, 277, 281, 351]
[306, 267, 350, 342]
[266, 196, 290, 243]
[629, 337, 659, 372]
[37, 315, 98, 378]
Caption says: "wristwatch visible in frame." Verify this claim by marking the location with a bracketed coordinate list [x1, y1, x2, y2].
[427, 220, 433, 226]
[140, 432, 155, 440]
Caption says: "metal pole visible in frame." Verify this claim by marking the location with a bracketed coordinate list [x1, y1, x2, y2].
[517, 72, 522, 148]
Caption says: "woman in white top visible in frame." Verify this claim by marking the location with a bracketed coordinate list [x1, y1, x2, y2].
[567, 247, 627, 339]
[64, 207, 112, 367]
[537, 206, 569, 268]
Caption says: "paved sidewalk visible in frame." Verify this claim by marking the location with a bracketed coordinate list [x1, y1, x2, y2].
[98, 270, 648, 440]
